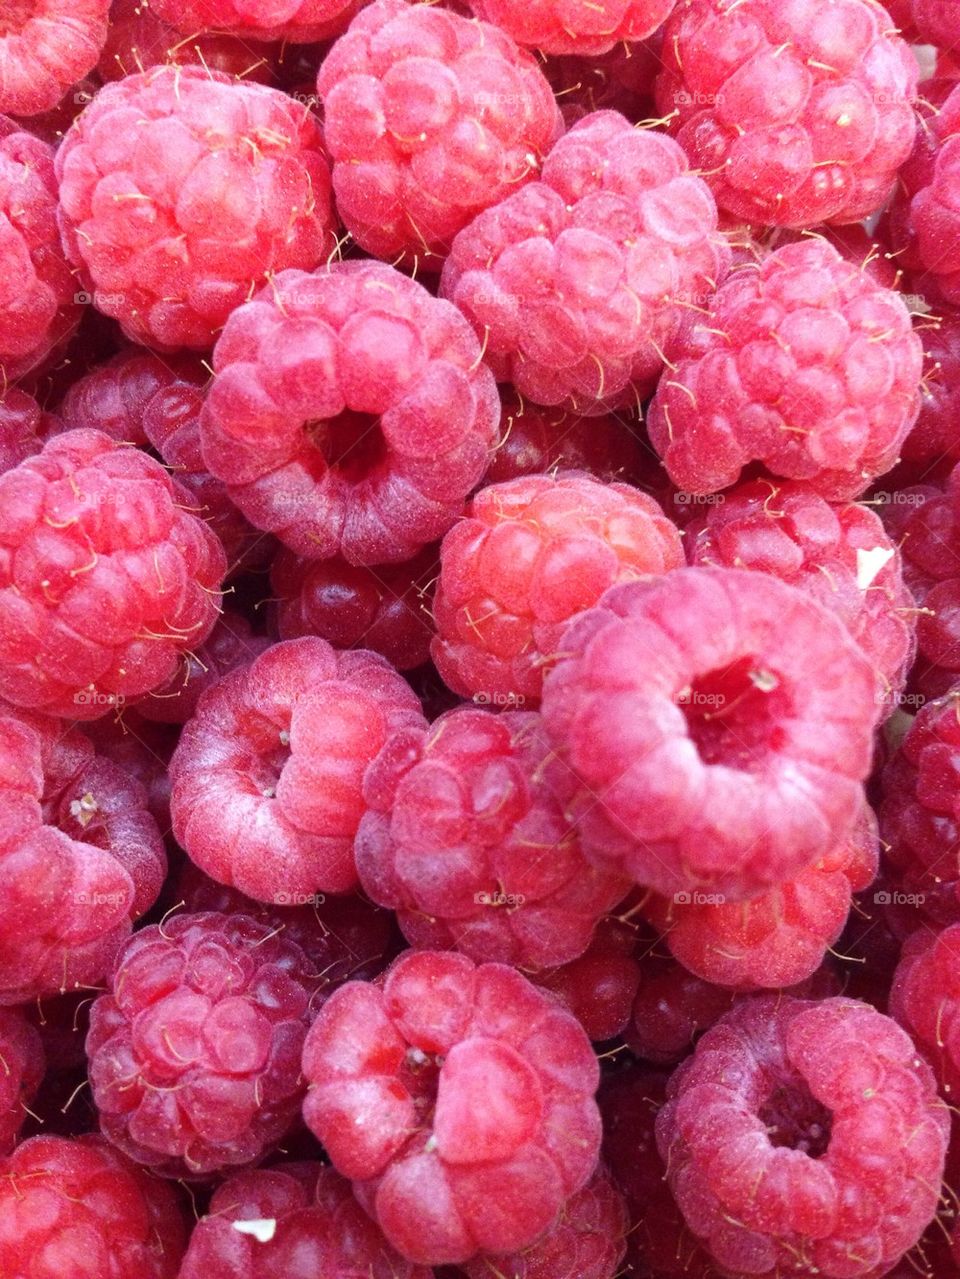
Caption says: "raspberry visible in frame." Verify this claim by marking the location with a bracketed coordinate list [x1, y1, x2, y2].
[356, 705, 630, 970]
[271, 545, 436, 671]
[540, 567, 878, 900]
[656, 994, 949, 1278]
[431, 472, 684, 705]
[316, 0, 561, 267]
[535, 915, 642, 1041]
[0, 429, 226, 719]
[901, 308, 960, 464]
[655, 0, 918, 228]
[441, 110, 731, 414]
[627, 952, 738, 1063]
[0, 2, 109, 117]
[0, 1006, 43, 1153]
[890, 923, 960, 1103]
[469, 0, 673, 56]
[301, 949, 602, 1265]
[170, 636, 422, 900]
[686, 477, 917, 705]
[153, 0, 360, 42]
[648, 240, 924, 502]
[540, 38, 663, 122]
[84, 710, 177, 834]
[178, 1162, 432, 1279]
[0, 387, 56, 474]
[99, 0, 281, 82]
[0, 1134, 186, 1278]
[201, 260, 500, 565]
[87, 911, 317, 1176]
[56, 66, 335, 351]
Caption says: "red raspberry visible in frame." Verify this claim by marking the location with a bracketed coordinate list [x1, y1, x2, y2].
[200, 260, 500, 564]
[316, 0, 561, 267]
[153, 0, 360, 42]
[541, 567, 878, 900]
[686, 478, 917, 705]
[656, 994, 949, 1279]
[0, 1134, 186, 1278]
[0, 429, 226, 719]
[470, 0, 673, 55]
[271, 545, 436, 671]
[541, 39, 663, 125]
[356, 705, 630, 970]
[901, 308, 960, 464]
[627, 951, 737, 1064]
[655, 0, 918, 228]
[99, 0, 281, 82]
[535, 914, 642, 1041]
[178, 1162, 432, 1279]
[87, 911, 317, 1176]
[56, 66, 335, 351]
[890, 922, 960, 1101]
[170, 636, 422, 900]
[903, 1, 960, 47]
[431, 472, 684, 705]
[0, 1006, 43, 1153]
[648, 240, 924, 502]
[442, 110, 730, 414]
[84, 710, 176, 834]
[0, 2, 109, 116]
[301, 949, 602, 1265]
[0, 387, 57, 474]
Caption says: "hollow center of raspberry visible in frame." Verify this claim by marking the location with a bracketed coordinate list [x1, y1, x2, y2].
[0, 1, 33, 35]
[758, 1080, 832, 1158]
[305, 411, 386, 481]
[678, 658, 789, 770]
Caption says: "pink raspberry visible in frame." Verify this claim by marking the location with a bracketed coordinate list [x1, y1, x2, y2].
[84, 710, 176, 834]
[87, 911, 317, 1176]
[99, 0, 281, 82]
[541, 567, 878, 900]
[890, 923, 960, 1101]
[170, 636, 422, 899]
[0, 1006, 43, 1153]
[0, 429, 226, 718]
[627, 952, 738, 1064]
[656, 994, 949, 1278]
[431, 472, 684, 704]
[540, 38, 664, 121]
[901, 0, 960, 46]
[902, 308, 960, 464]
[178, 1162, 432, 1279]
[153, 0, 360, 42]
[356, 705, 630, 970]
[686, 478, 917, 705]
[535, 915, 642, 1041]
[469, 0, 673, 55]
[0, 2, 109, 116]
[55, 66, 335, 351]
[655, 0, 918, 227]
[0, 387, 57, 474]
[301, 949, 602, 1265]
[316, 0, 561, 267]
[648, 240, 923, 501]
[442, 110, 730, 414]
[0, 1134, 186, 1278]
[200, 260, 500, 564]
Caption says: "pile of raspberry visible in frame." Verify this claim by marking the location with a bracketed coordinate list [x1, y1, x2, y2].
[5, 3, 960, 1278]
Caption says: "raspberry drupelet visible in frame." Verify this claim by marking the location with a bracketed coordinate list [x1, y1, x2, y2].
[0, 388, 57, 474]
[888, 0, 960, 47]
[891, 922, 960, 1101]
[440, 109, 731, 415]
[55, 65, 335, 352]
[626, 952, 738, 1064]
[901, 308, 960, 465]
[540, 567, 878, 901]
[0, 1, 109, 116]
[87, 911, 318, 1177]
[152, 0, 362, 42]
[169, 636, 423, 900]
[540, 39, 664, 126]
[301, 948, 602, 1266]
[0, 1006, 43, 1153]
[431, 472, 684, 705]
[468, 0, 672, 56]
[656, 995, 949, 1279]
[655, 0, 919, 228]
[648, 239, 923, 502]
[0, 429, 226, 719]
[200, 260, 500, 565]
[535, 914, 642, 1041]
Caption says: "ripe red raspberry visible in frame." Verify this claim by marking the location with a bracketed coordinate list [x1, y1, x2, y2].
[890, 922, 960, 1101]
[87, 911, 317, 1176]
[356, 705, 630, 970]
[153, 0, 360, 41]
[200, 260, 500, 564]
[84, 710, 177, 834]
[301, 949, 602, 1265]
[431, 472, 684, 704]
[648, 240, 923, 502]
[0, 429, 226, 719]
[99, 0, 281, 82]
[901, 0, 960, 47]
[901, 309, 960, 464]
[0, 1134, 186, 1278]
[535, 915, 642, 1041]
[179, 1162, 432, 1279]
[316, 0, 561, 267]
[655, 0, 918, 228]
[170, 636, 422, 900]
[56, 66, 335, 352]
[0, 2, 109, 116]
[0, 1007, 43, 1153]
[441, 110, 731, 414]
[541, 39, 663, 125]
[271, 545, 436, 671]
[470, 0, 673, 55]
[627, 952, 737, 1064]
[541, 567, 878, 900]
[657, 994, 949, 1279]
[686, 478, 917, 705]
[0, 387, 57, 474]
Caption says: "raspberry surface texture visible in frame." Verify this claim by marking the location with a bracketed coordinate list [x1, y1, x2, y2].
[0, 388, 56, 474]
[535, 915, 642, 1042]
[0, 1006, 43, 1154]
[469, 0, 672, 55]
[901, 308, 960, 464]
[891, 922, 960, 1100]
[151, 0, 358, 42]
[0, 1, 109, 116]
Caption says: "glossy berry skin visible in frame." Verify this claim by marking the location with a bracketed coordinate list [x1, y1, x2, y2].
[170, 637, 423, 901]
[301, 949, 602, 1266]
[0, 1, 109, 116]
[56, 66, 335, 352]
[200, 261, 500, 565]
[441, 110, 730, 415]
[87, 911, 317, 1177]
[356, 706, 630, 970]
[152, 0, 359, 41]
[0, 1006, 43, 1153]
[0, 388, 56, 474]
[627, 954, 737, 1064]
[470, 0, 673, 55]
[648, 240, 923, 502]
[890, 923, 960, 1102]
[535, 915, 642, 1042]
[541, 567, 878, 901]
[178, 1162, 432, 1279]
[431, 472, 684, 704]
[655, 0, 918, 228]
[656, 995, 949, 1279]
[317, 0, 562, 267]
[902, 309, 960, 464]
[0, 429, 226, 719]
